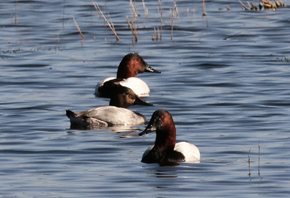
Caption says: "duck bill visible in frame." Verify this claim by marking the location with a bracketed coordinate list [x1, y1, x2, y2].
[139, 125, 154, 136]
[139, 119, 156, 136]
[134, 96, 153, 106]
[145, 65, 161, 73]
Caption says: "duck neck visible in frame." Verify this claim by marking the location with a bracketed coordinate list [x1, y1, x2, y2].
[117, 66, 137, 78]
[154, 125, 176, 153]
[109, 96, 129, 108]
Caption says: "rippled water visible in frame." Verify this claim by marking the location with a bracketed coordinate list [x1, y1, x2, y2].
[1, 0, 290, 197]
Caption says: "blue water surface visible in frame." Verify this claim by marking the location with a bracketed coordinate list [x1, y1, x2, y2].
[1, 0, 290, 197]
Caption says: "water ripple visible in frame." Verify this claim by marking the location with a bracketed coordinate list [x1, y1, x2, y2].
[1, 0, 290, 197]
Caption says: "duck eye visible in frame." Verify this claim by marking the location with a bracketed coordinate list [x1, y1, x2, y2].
[155, 118, 162, 127]
[128, 93, 135, 100]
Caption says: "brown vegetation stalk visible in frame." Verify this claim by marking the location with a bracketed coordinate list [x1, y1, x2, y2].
[92, 1, 120, 42]
[202, 0, 207, 16]
[72, 16, 85, 40]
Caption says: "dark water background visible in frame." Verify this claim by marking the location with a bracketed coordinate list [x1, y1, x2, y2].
[1, 0, 290, 197]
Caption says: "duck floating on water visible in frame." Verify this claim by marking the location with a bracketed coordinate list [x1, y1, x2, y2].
[67, 85, 152, 130]
[139, 109, 200, 166]
[96, 53, 160, 98]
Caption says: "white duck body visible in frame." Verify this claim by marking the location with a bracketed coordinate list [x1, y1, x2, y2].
[81, 106, 145, 126]
[96, 77, 150, 97]
[142, 142, 200, 164]
[67, 106, 145, 129]
[67, 106, 146, 130]
[174, 142, 200, 163]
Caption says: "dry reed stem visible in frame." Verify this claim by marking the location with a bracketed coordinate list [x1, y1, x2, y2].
[72, 16, 85, 40]
[247, 145, 263, 178]
[142, 0, 149, 16]
[240, 0, 286, 11]
[14, 0, 18, 24]
[126, 17, 138, 44]
[258, 144, 261, 177]
[248, 148, 252, 177]
[239, 0, 248, 10]
[172, 0, 179, 18]
[152, 27, 157, 41]
[239, 0, 261, 11]
[152, 26, 161, 41]
[170, 1, 179, 40]
[130, 0, 138, 18]
[128, 0, 138, 44]
[170, 11, 174, 41]
[62, 0, 65, 29]
[157, 0, 163, 40]
[92, 1, 120, 42]
[202, 0, 207, 16]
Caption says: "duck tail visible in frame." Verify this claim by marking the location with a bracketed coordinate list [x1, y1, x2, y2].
[66, 109, 76, 118]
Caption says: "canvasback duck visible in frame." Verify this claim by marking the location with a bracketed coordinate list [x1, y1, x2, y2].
[139, 110, 200, 166]
[96, 53, 160, 98]
[67, 85, 152, 130]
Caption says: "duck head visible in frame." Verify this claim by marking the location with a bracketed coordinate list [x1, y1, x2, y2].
[109, 85, 153, 108]
[139, 109, 176, 150]
[117, 53, 161, 78]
